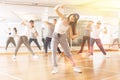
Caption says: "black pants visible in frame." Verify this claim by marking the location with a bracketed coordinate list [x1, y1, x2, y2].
[79, 36, 90, 53]
[29, 38, 41, 50]
[5, 37, 16, 50]
[45, 37, 61, 54]
[90, 38, 106, 55]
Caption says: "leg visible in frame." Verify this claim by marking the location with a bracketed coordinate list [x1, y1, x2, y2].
[96, 39, 107, 55]
[45, 37, 51, 53]
[5, 38, 11, 50]
[11, 38, 16, 47]
[87, 36, 90, 53]
[34, 39, 41, 50]
[57, 47, 61, 54]
[79, 36, 87, 53]
[59, 34, 76, 67]
[29, 38, 33, 45]
[51, 34, 59, 67]
[14, 37, 23, 56]
[89, 38, 95, 55]
[22, 36, 35, 55]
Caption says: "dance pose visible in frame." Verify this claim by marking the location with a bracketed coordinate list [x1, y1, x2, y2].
[78, 20, 93, 54]
[12, 20, 38, 59]
[89, 21, 109, 58]
[5, 27, 17, 50]
[28, 20, 41, 50]
[44, 19, 61, 54]
[111, 29, 120, 48]
[51, 5, 81, 74]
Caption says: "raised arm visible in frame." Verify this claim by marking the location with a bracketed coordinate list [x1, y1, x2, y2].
[54, 5, 65, 19]
[44, 21, 53, 28]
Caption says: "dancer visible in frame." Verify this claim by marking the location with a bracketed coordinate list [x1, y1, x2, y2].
[78, 20, 93, 54]
[28, 20, 41, 50]
[44, 19, 61, 55]
[111, 28, 120, 48]
[5, 27, 17, 50]
[51, 5, 81, 74]
[89, 21, 109, 58]
[12, 21, 38, 59]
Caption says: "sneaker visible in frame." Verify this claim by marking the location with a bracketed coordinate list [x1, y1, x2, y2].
[12, 55, 16, 59]
[89, 55, 93, 59]
[51, 67, 58, 74]
[33, 55, 39, 59]
[73, 67, 82, 73]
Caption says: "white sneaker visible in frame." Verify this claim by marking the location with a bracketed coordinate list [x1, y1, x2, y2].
[12, 55, 16, 59]
[51, 67, 58, 74]
[33, 55, 39, 59]
[73, 67, 82, 73]
[89, 55, 93, 59]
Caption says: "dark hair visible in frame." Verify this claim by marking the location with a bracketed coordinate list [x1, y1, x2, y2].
[29, 20, 34, 23]
[29, 20, 34, 28]
[68, 13, 79, 35]
[13, 27, 17, 34]
[53, 19, 57, 21]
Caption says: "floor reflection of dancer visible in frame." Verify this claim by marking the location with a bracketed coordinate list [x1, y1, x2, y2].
[5, 27, 17, 50]
[12, 21, 38, 59]
[44, 19, 61, 55]
[51, 5, 81, 74]
[89, 21, 110, 58]
[28, 20, 41, 50]
[78, 21, 93, 54]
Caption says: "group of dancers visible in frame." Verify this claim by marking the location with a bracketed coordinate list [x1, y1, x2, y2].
[4, 4, 117, 74]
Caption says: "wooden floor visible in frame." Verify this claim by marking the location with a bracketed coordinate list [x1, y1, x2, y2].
[0, 49, 120, 80]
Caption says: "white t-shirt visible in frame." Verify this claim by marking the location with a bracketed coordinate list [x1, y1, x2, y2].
[20, 26, 29, 36]
[91, 25, 103, 39]
[28, 28, 37, 39]
[54, 18, 69, 34]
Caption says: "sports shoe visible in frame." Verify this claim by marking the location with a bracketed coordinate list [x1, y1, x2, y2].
[73, 67, 82, 73]
[12, 55, 16, 59]
[89, 55, 93, 59]
[33, 55, 39, 59]
[51, 67, 58, 74]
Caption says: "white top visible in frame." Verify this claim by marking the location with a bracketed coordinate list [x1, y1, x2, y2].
[28, 28, 37, 39]
[20, 25, 29, 36]
[54, 18, 69, 34]
[91, 25, 103, 39]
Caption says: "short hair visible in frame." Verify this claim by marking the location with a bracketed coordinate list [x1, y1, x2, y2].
[53, 19, 57, 21]
[29, 20, 34, 23]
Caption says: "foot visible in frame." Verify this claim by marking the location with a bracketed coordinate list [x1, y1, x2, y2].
[51, 67, 58, 74]
[73, 67, 82, 73]
[12, 55, 16, 59]
[89, 55, 93, 59]
[78, 51, 82, 54]
[33, 55, 39, 59]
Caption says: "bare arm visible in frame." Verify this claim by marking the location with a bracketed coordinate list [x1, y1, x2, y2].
[54, 5, 65, 19]
[44, 21, 53, 28]
[69, 26, 80, 40]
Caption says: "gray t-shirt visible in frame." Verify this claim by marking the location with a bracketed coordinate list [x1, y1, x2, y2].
[46, 23, 54, 38]
[83, 26, 91, 37]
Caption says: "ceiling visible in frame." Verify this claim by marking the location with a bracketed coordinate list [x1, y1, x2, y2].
[0, 0, 120, 22]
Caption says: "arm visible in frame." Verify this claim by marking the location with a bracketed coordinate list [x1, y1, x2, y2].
[34, 31, 38, 37]
[44, 21, 53, 28]
[69, 26, 80, 40]
[54, 5, 65, 19]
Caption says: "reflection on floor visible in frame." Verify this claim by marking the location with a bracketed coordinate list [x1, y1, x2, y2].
[0, 49, 120, 80]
